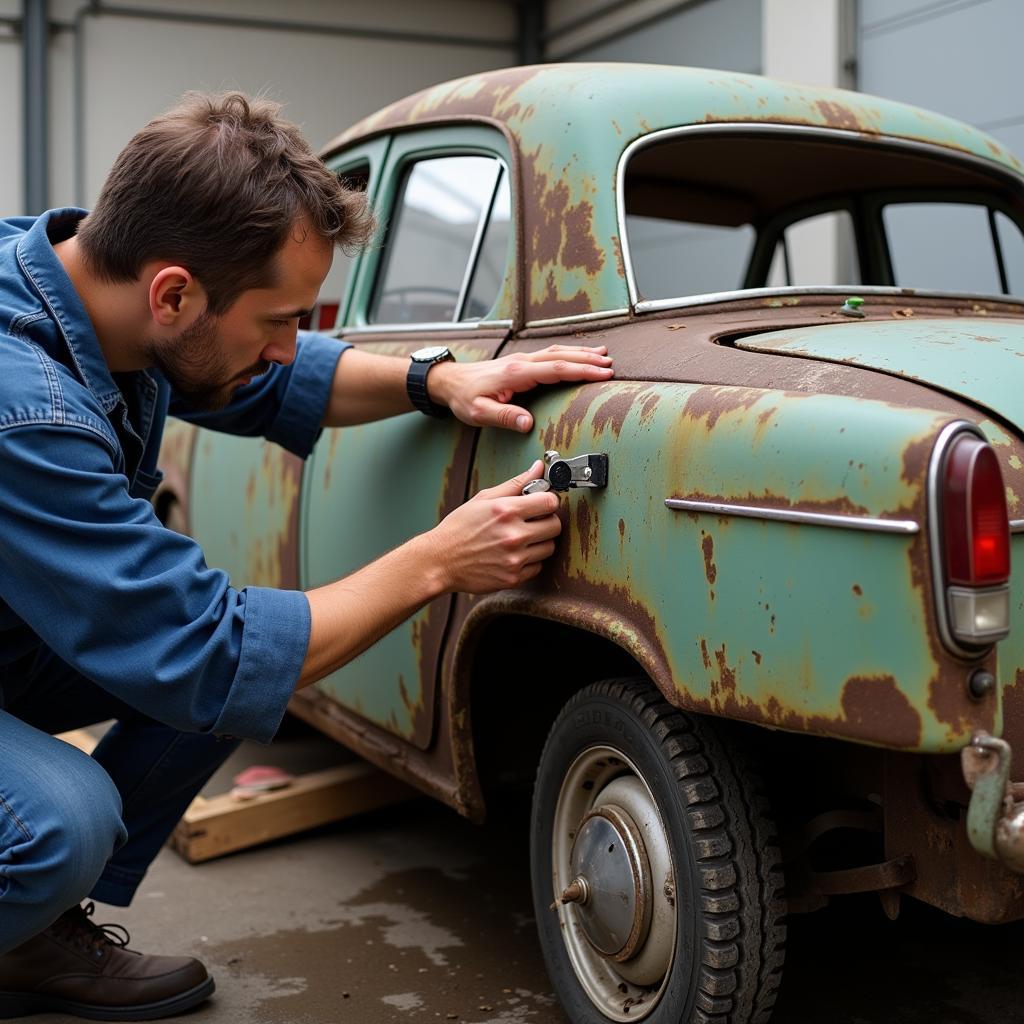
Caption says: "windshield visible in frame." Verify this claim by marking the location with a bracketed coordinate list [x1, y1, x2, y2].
[623, 129, 1024, 303]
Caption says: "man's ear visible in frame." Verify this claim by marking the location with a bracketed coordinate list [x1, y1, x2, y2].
[148, 265, 206, 327]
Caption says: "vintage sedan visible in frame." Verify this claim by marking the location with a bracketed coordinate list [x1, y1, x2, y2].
[158, 64, 1024, 1024]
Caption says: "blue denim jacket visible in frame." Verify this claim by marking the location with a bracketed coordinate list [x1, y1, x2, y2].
[0, 209, 350, 741]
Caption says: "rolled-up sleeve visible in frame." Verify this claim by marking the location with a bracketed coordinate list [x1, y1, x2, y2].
[0, 421, 308, 741]
[170, 332, 350, 458]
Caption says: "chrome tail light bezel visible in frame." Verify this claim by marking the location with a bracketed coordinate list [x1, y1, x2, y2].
[928, 421, 1012, 657]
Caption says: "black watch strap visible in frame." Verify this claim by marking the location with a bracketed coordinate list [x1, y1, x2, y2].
[406, 359, 450, 418]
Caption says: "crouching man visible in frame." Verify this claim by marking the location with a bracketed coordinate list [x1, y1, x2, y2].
[0, 91, 614, 1019]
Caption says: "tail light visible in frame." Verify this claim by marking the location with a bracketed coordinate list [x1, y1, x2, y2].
[935, 428, 1011, 650]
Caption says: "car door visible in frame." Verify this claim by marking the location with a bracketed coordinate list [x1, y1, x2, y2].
[300, 126, 517, 749]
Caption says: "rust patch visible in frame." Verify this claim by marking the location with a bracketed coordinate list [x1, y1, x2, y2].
[814, 99, 867, 131]
[618, 517, 625, 539]
[682, 385, 766, 431]
[562, 200, 604, 275]
[701, 532, 717, 585]
[592, 387, 647, 439]
[841, 676, 922, 747]
[576, 499, 593, 561]
[639, 391, 661, 424]
[532, 271, 592, 322]
[852, 584, 863, 596]
[699, 637, 712, 671]
[610, 234, 625, 281]
[752, 650, 762, 665]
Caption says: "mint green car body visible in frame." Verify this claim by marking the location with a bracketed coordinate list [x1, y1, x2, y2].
[158, 64, 1024, 923]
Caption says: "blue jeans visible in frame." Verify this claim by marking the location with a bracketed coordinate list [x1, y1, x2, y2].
[0, 649, 240, 954]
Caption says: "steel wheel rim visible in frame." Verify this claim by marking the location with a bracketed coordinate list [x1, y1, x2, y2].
[552, 744, 677, 1022]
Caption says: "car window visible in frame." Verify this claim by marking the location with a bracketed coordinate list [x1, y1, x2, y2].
[626, 215, 754, 299]
[766, 211, 860, 287]
[371, 155, 504, 324]
[996, 211, 1024, 295]
[462, 171, 511, 320]
[622, 129, 1024, 304]
[883, 202, 1009, 295]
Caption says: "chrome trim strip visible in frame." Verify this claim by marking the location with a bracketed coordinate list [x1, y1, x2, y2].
[926, 420, 989, 659]
[664, 498, 919, 535]
[1010, 519, 1024, 534]
[615, 121, 1024, 312]
[634, 285, 1024, 315]
[524, 308, 630, 329]
[337, 319, 513, 337]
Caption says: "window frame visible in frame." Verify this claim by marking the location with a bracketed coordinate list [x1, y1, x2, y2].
[616, 122, 1024, 315]
[347, 126, 516, 332]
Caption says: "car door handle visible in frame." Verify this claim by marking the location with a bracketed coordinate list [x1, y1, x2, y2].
[523, 450, 609, 494]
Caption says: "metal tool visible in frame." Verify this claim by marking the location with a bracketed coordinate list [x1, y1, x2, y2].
[523, 450, 609, 494]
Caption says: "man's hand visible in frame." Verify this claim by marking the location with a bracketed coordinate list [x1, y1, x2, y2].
[426, 460, 562, 592]
[299, 461, 562, 688]
[429, 344, 614, 432]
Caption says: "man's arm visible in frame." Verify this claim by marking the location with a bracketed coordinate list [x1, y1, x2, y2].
[322, 344, 614, 432]
[298, 461, 558, 687]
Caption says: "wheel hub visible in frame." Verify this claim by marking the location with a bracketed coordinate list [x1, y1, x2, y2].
[566, 804, 652, 961]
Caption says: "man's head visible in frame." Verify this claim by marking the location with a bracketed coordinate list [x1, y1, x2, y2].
[76, 91, 372, 408]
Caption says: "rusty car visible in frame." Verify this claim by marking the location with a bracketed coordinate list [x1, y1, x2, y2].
[157, 63, 1024, 1024]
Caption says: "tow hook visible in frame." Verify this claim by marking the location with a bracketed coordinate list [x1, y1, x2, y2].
[962, 732, 1024, 872]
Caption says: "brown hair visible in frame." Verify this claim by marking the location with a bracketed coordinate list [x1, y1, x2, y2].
[77, 91, 373, 314]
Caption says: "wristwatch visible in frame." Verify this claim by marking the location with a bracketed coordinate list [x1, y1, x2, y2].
[407, 346, 455, 418]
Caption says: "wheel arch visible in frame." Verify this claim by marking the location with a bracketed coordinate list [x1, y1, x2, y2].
[446, 594, 695, 822]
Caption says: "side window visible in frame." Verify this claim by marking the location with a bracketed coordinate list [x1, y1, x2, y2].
[766, 210, 860, 287]
[370, 155, 508, 324]
[996, 211, 1024, 296]
[626, 215, 755, 299]
[883, 203, 1002, 295]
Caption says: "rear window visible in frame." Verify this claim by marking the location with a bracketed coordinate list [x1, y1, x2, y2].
[623, 129, 1024, 303]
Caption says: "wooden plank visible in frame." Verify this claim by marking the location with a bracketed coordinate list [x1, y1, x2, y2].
[56, 729, 99, 755]
[170, 762, 416, 863]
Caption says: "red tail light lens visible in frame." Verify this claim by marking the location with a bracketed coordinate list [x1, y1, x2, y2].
[943, 435, 1010, 586]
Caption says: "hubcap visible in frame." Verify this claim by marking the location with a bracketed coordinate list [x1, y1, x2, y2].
[567, 805, 652, 961]
[551, 745, 677, 1022]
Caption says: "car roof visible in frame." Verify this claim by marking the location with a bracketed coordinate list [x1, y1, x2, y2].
[323, 64, 1023, 326]
[324, 63, 1020, 175]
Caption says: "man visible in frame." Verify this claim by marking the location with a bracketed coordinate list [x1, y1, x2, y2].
[0, 92, 613, 1019]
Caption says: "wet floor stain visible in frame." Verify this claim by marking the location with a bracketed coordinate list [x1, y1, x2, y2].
[204, 863, 564, 1024]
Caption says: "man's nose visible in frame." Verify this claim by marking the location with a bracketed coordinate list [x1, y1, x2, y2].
[261, 329, 298, 367]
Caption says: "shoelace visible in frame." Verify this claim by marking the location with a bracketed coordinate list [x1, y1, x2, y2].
[49, 902, 131, 958]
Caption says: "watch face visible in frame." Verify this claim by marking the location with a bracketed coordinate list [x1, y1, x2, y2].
[411, 346, 450, 362]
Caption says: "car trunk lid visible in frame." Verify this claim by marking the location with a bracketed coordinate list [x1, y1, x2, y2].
[734, 318, 1024, 434]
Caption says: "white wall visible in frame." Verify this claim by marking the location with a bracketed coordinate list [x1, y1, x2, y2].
[0, 0, 22, 215]
[762, 0, 856, 283]
[10, 0, 516, 215]
[547, 0, 760, 69]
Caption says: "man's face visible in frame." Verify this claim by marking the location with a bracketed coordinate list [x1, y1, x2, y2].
[147, 221, 333, 410]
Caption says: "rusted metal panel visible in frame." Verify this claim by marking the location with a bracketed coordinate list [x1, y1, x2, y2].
[322, 65, 1022, 323]
[736, 318, 1024, 438]
[299, 335, 504, 750]
[884, 751, 1024, 923]
[154, 419, 198, 534]
[459, 375, 997, 752]
[189, 433, 302, 590]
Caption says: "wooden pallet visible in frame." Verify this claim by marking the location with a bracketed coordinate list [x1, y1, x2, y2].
[56, 728, 416, 864]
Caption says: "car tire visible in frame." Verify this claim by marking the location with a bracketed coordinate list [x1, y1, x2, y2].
[530, 678, 786, 1024]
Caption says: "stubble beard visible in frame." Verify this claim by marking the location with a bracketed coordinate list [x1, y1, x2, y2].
[147, 312, 245, 412]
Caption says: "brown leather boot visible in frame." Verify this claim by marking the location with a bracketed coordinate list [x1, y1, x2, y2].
[0, 902, 214, 1020]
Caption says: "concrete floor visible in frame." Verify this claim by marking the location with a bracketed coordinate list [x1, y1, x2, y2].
[18, 721, 1024, 1024]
